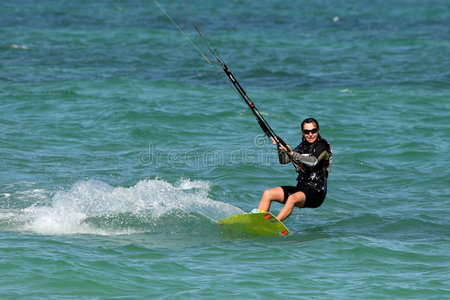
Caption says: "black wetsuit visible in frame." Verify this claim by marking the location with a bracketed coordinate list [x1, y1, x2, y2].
[278, 138, 332, 208]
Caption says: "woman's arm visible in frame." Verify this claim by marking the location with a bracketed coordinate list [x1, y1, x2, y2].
[291, 150, 330, 167]
[291, 140, 331, 167]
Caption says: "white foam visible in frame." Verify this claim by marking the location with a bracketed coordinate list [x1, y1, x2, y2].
[11, 44, 29, 50]
[176, 178, 211, 191]
[12, 178, 243, 235]
[3, 181, 51, 203]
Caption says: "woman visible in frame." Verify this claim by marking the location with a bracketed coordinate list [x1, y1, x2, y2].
[255, 118, 332, 221]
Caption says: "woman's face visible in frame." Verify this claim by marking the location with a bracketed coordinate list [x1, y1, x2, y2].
[302, 122, 320, 144]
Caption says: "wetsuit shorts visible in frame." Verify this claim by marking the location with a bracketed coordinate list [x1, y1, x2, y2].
[280, 183, 326, 208]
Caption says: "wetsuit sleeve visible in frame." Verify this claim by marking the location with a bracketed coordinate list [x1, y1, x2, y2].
[278, 148, 291, 164]
[291, 141, 330, 167]
[291, 152, 318, 166]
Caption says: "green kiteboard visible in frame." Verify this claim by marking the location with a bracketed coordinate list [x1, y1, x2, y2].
[218, 211, 290, 236]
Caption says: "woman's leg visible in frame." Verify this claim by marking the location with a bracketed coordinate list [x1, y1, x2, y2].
[277, 191, 306, 221]
[257, 186, 285, 212]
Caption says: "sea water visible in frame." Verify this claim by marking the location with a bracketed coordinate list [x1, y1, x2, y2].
[1, 0, 449, 298]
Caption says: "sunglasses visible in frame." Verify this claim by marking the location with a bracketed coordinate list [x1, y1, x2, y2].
[302, 128, 319, 135]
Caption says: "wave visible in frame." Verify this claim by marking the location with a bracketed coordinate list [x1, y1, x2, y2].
[0, 178, 244, 235]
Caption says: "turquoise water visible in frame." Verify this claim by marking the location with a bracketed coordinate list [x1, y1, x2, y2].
[1, 0, 449, 298]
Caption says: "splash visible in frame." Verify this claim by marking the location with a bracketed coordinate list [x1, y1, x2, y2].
[2, 179, 243, 235]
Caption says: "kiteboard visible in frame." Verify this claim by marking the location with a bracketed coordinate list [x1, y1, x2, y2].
[218, 211, 290, 237]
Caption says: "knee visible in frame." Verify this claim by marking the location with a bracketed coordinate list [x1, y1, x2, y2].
[262, 188, 277, 200]
[286, 193, 306, 207]
[285, 196, 296, 206]
[261, 189, 271, 201]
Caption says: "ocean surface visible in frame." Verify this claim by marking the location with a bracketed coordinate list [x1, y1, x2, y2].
[1, 0, 449, 298]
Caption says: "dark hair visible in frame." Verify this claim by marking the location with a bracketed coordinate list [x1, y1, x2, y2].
[301, 117, 322, 142]
[301, 118, 320, 130]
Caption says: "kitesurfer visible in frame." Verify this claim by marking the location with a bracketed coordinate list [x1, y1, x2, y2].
[255, 118, 332, 221]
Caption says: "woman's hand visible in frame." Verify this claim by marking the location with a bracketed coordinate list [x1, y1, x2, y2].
[270, 137, 277, 145]
[271, 137, 293, 156]
[284, 144, 293, 156]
